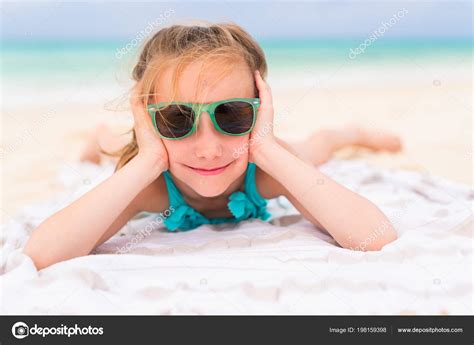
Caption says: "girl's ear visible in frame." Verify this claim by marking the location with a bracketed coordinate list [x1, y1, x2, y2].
[252, 71, 258, 97]
[254, 83, 259, 98]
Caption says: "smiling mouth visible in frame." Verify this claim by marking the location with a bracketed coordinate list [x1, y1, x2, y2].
[186, 162, 232, 176]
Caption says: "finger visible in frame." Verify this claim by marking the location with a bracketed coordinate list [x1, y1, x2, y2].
[254, 70, 273, 113]
[130, 84, 145, 121]
[130, 82, 144, 108]
[254, 70, 274, 129]
[130, 83, 155, 133]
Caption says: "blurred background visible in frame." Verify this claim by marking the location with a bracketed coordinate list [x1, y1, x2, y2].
[1, 1, 472, 220]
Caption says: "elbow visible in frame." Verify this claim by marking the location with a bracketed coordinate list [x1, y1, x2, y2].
[23, 234, 88, 271]
[22, 246, 53, 271]
[362, 231, 398, 251]
[23, 233, 59, 271]
[348, 225, 398, 252]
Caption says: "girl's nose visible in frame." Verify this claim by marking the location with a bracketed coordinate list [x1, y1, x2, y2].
[193, 112, 223, 159]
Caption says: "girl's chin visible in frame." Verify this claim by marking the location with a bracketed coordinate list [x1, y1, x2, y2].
[189, 181, 229, 198]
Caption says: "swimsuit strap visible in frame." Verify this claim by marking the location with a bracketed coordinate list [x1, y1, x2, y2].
[162, 170, 186, 207]
[243, 162, 268, 208]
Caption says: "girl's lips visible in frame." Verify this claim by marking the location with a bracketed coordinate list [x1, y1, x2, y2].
[187, 162, 232, 176]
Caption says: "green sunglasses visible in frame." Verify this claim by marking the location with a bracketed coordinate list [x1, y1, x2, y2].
[147, 98, 260, 140]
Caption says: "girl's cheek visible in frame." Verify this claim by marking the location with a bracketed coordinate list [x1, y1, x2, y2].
[162, 141, 181, 161]
[229, 136, 250, 160]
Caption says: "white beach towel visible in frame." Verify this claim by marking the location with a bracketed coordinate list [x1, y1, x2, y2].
[1, 159, 472, 315]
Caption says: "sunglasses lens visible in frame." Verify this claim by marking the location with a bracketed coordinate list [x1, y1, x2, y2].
[154, 104, 195, 139]
[214, 101, 255, 135]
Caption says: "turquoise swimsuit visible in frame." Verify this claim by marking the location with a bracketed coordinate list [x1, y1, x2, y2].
[162, 162, 271, 231]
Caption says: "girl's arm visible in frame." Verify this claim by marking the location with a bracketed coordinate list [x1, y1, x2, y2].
[91, 172, 168, 250]
[256, 167, 326, 231]
[23, 82, 169, 269]
[250, 70, 397, 251]
[23, 155, 165, 269]
[255, 143, 397, 251]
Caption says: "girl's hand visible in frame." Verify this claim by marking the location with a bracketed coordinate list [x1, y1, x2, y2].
[130, 83, 169, 171]
[248, 70, 278, 163]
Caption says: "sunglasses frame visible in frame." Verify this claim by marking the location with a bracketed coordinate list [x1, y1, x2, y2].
[147, 98, 260, 140]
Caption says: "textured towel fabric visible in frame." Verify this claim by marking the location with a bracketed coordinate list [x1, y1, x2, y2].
[1, 159, 472, 315]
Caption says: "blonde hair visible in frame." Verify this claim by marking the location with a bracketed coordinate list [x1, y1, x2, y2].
[108, 22, 268, 171]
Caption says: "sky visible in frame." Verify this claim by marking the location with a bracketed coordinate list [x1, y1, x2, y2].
[1, 1, 472, 41]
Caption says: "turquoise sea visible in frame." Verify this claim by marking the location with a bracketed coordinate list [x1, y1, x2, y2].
[1, 38, 471, 80]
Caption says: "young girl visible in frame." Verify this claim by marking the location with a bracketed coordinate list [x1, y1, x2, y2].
[24, 23, 400, 270]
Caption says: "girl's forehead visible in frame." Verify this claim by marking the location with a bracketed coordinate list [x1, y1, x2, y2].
[153, 60, 255, 103]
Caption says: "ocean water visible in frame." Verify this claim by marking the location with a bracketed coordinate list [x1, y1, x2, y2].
[1, 38, 471, 80]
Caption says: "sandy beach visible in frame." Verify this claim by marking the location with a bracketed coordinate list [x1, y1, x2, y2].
[1, 53, 472, 222]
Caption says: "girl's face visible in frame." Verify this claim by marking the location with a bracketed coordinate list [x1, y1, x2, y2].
[153, 60, 256, 198]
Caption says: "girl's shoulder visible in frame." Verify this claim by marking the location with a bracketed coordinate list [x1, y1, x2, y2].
[134, 173, 171, 214]
[254, 165, 286, 200]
